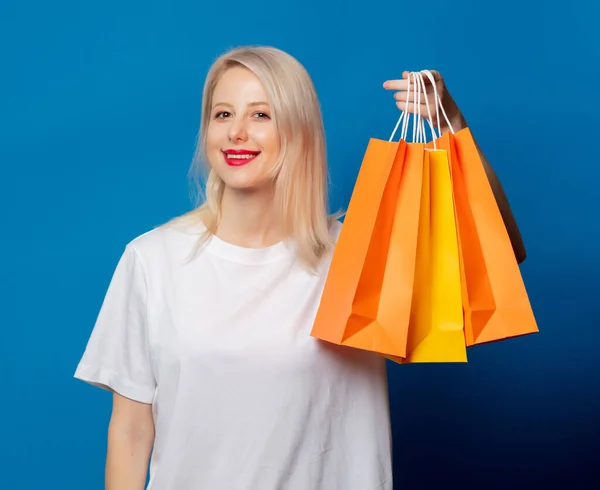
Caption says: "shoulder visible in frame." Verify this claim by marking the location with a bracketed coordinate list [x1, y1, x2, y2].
[124, 218, 204, 271]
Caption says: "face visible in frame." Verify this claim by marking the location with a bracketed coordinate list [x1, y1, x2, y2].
[205, 66, 279, 192]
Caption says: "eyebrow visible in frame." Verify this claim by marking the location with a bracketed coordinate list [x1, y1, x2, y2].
[212, 101, 270, 108]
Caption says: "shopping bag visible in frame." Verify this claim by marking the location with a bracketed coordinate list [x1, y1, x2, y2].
[452, 128, 538, 345]
[310, 134, 424, 359]
[418, 69, 538, 345]
[435, 131, 497, 346]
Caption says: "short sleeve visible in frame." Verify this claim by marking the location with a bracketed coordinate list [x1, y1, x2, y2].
[74, 244, 156, 404]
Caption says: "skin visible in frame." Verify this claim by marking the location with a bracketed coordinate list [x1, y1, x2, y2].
[105, 394, 154, 490]
[206, 66, 284, 248]
[105, 66, 526, 489]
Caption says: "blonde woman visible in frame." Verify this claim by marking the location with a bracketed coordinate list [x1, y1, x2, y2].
[74, 46, 525, 490]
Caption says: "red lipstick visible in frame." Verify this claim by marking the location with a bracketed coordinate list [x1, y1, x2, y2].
[222, 149, 261, 167]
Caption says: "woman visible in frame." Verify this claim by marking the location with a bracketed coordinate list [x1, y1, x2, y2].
[74, 46, 525, 489]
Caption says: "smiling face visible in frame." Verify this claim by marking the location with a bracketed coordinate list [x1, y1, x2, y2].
[205, 66, 280, 192]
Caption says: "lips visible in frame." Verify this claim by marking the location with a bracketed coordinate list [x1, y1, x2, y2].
[222, 149, 261, 167]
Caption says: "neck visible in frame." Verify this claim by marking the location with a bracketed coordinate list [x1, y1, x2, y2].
[214, 185, 285, 248]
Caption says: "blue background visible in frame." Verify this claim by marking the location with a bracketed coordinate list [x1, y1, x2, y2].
[1, 0, 599, 488]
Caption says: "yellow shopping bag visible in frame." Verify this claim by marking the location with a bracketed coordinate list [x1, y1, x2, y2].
[387, 148, 467, 364]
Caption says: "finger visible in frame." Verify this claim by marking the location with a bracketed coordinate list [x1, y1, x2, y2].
[395, 101, 440, 123]
[383, 79, 410, 91]
[384, 71, 443, 91]
[393, 91, 440, 105]
[394, 90, 443, 110]
[395, 101, 427, 113]
[383, 72, 424, 90]
[384, 78, 423, 91]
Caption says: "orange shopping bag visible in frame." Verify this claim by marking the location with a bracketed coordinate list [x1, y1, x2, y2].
[420, 69, 538, 346]
[310, 112, 425, 359]
[436, 131, 497, 346]
[453, 128, 538, 345]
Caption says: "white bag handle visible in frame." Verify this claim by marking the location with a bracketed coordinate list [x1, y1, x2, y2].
[388, 71, 441, 148]
[415, 71, 437, 147]
[388, 72, 411, 142]
[413, 73, 420, 143]
[421, 70, 455, 135]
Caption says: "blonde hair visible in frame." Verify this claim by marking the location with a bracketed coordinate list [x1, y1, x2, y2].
[168, 45, 339, 271]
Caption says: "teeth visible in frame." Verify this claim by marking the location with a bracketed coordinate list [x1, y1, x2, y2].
[226, 153, 258, 159]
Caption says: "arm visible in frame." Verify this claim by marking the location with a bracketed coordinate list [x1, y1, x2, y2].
[106, 392, 155, 490]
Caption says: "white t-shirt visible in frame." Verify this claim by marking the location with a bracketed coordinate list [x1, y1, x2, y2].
[74, 220, 393, 490]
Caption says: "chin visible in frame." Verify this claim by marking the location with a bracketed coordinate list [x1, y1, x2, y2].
[219, 173, 273, 192]
[210, 162, 270, 190]
[223, 180, 260, 191]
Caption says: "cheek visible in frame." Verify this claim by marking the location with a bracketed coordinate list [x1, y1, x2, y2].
[250, 125, 278, 153]
[204, 129, 225, 169]
[206, 124, 222, 149]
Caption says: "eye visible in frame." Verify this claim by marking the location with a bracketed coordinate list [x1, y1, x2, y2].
[214, 111, 231, 119]
[253, 112, 271, 120]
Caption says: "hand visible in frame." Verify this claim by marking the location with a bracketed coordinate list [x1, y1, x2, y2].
[383, 71, 467, 134]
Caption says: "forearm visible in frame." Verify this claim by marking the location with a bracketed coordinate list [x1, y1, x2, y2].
[105, 423, 154, 490]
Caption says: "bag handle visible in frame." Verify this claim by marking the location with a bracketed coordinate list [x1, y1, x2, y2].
[415, 71, 437, 146]
[421, 70, 455, 135]
[389, 73, 411, 143]
[388, 71, 440, 148]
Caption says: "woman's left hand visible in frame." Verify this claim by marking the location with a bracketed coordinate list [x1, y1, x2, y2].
[383, 71, 467, 134]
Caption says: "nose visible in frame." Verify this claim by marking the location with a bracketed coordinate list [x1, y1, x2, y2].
[228, 115, 248, 143]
